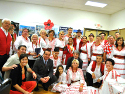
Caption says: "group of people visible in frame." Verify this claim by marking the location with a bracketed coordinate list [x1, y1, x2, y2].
[0, 18, 124, 94]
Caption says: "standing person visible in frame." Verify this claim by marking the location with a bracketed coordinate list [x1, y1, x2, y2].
[104, 35, 115, 61]
[99, 32, 108, 46]
[0, 18, 12, 77]
[73, 29, 82, 51]
[115, 32, 120, 39]
[79, 36, 89, 75]
[48, 30, 56, 52]
[11, 21, 17, 40]
[28, 34, 41, 68]
[110, 37, 125, 78]
[2, 45, 37, 80]
[88, 33, 95, 47]
[55, 31, 65, 62]
[86, 55, 105, 88]
[9, 54, 36, 94]
[64, 27, 73, 45]
[8, 26, 15, 56]
[33, 50, 57, 91]
[63, 37, 76, 65]
[14, 28, 30, 52]
[39, 29, 51, 55]
[50, 47, 62, 74]
[51, 65, 68, 93]
[90, 35, 104, 61]
[62, 59, 88, 94]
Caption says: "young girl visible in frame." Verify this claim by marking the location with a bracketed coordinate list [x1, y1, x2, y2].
[51, 65, 68, 93]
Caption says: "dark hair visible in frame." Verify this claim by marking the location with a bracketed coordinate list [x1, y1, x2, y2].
[48, 30, 55, 36]
[68, 37, 73, 40]
[99, 32, 106, 36]
[22, 28, 29, 32]
[105, 58, 115, 66]
[18, 45, 27, 50]
[115, 37, 124, 48]
[55, 65, 64, 79]
[82, 36, 87, 39]
[115, 32, 120, 34]
[19, 54, 28, 62]
[44, 49, 51, 54]
[96, 55, 103, 58]
[68, 27, 73, 30]
[54, 47, 59, 52]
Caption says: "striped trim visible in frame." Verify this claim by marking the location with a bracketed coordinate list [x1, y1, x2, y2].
[115, 63, 125, 65]
[114, 68, 125, 70]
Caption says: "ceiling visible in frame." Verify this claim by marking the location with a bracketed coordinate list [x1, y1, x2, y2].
[2, 0, 125, 14]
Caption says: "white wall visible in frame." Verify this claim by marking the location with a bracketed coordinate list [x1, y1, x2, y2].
[0, 1, 110, 30]
[110, 9, 125, 30]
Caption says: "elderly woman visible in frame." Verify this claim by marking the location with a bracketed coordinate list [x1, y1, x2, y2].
[48, 30, 56, 52]
[28, 34, 41, 68]
[55, 31, 65, 62]
[110, 37, 125, 78]
[62, 59, 88, 94]
[10, 54, 36, 94]
[39, 29, 51, 55]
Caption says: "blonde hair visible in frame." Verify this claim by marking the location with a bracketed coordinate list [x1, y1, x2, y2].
[72, 59, 79, 65]
[59, 31, 64, 34]
[39, 29, 47, 35]
[31, 34, 38, 41]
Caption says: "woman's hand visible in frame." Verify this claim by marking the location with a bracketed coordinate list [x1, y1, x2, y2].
[30, 52, 36, 56]
[79, 87, 83, 92]
[24, 91, 30, 94]
[92, 73, 96, 79]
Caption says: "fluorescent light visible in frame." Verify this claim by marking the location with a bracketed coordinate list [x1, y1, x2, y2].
[85, 1, 107, 8]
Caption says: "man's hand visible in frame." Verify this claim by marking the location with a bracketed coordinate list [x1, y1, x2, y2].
[10, 64, 17, 69]
[44, 76, 50, 82]
[32, 72, 37, 79]
[30, 52, 36, 56]
[92, 73, 96, 79]
[40, 78, 47, 83]
[97, 79, 101, 82]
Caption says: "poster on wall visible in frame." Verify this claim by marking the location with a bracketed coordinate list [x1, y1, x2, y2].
[19, 25, 35, 39]
[59, 27, 69, 35]
[36, 25, 44, 36]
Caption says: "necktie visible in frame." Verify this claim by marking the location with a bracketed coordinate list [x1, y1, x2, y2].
[45, 61, 47, 66]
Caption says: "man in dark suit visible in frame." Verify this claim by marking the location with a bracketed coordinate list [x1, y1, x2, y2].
[66, 50, 83, 70]
[33, 50, 57, 91]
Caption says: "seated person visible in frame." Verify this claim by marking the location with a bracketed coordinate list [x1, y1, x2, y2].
[51, 65, 68, 93]
[33, 50, 57, 91]
[86, 55, 106, 88]
[66, 50, 83, 71]
[9, 54, 36, 94]
[63, 59, 88, 94]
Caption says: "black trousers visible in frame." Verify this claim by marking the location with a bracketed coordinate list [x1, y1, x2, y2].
[86, 72, 102, 88]
[28, 59, 35, 69]
[0, 54, 9, 77]
[34, 75, 57, 90]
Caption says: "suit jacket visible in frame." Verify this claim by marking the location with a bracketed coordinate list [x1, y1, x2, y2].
[66, 57, 83, 70]
[33, 56, 53, 81]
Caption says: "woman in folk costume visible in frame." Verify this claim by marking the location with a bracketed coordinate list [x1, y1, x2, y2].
[14, 28, 30, 53]
[64, 27, 73, 45]
[79, 36, 89, 76]
[90, 35, 104, 61]
[55, 31, 65, 63]
[27, 34, 41, 68]
[38, 29, 51, 55]
[48, 30, 56, 52]
[51, 65, 68, 93]
[99, 32, 108, 46]
[63, 37, 76, 65]
[62, 59, 88, 94]
[50, 47, 62, 74]
[109, 37, 125, 78]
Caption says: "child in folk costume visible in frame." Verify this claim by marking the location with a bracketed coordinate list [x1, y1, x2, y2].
[109, 37, 125, 78]
[79, 36, 90, 76]
[51, 65, 68, 93]
[90, 35, 104, 61]
[62, 59, 88, 94]
[55, 31, 65, 62]
[63, 37, 76, 65]
[50, 47, 62, 74]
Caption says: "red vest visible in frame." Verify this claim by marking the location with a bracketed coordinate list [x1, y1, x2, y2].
[91, 61, 104, 75]
[0, 28, 12, 55]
